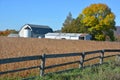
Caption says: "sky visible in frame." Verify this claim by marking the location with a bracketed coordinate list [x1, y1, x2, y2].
[0, 0, 120, 31]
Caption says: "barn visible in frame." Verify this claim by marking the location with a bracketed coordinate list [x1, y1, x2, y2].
[19, 24, 53, 38]
[45, 33, 92, 40]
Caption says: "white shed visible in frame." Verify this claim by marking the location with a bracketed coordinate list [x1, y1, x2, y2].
[8, 33, 19, 37]
[45, 33, 91, 40]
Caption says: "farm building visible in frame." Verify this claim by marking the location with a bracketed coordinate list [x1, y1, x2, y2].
[8, 33, 19, 37]
[45, 33, 92, 40]
[19, 24, 53, 38]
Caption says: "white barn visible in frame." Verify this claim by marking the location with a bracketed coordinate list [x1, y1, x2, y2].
[45, 33, 92, 40]
[19, 24, 53, 38]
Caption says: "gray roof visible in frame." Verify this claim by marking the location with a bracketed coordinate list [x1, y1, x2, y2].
[27, 24, 53, 35]
[27, 24, 51, 29]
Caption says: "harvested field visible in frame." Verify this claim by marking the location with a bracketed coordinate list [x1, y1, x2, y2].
[0, 36, 120, 77]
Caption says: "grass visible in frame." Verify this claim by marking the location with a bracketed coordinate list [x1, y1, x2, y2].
[0, 37, 120, 77]
[35, 58, 120, 80]
[39, 59, 120, 80]
[1, 58, 120, 80]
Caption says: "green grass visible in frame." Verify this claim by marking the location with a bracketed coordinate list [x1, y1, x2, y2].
[35, 58, 120, 80]
[1, 58, 120, 80]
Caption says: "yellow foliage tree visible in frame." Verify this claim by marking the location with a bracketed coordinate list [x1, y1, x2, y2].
[81, 3, 116, 41]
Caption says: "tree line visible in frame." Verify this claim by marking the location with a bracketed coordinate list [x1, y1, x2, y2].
[62, 3, 116, 41]
[0, 29, 18, 36]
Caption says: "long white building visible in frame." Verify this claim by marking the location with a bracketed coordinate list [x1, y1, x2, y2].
[45, 33, 92, 40]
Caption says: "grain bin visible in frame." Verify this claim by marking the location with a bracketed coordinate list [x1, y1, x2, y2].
[23, 27, 31, 37]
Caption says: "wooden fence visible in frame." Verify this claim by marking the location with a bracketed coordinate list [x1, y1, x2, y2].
[0, 49, 120, 77]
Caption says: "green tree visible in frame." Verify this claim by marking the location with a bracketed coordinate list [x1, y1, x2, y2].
[62, 13, 85, 33]
[9, 29, 18, 34]
[81, 3, 116, 41]
[67, 15, 85, 33]
[61, 12, 74, 32]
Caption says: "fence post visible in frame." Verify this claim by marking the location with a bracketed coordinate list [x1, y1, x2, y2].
[79, 52, 85, 68]
[115, 54, 120, 62]
[40, 54, 46, 76]
[100, 50, 104, 64]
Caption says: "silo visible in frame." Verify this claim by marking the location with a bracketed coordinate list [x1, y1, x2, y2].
[23, 27, 31, 37]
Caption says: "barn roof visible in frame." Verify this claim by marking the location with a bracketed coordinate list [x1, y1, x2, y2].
[27, 24, 53, 35]
[19, 24, 53, 35]
[27, 24, 51, 29]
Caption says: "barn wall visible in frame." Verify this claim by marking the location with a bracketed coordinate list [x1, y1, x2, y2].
[19, 25, 32, 37]
[23, 29, 31, 37]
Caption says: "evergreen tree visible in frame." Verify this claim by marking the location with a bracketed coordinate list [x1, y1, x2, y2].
[61, 12, 74, 32]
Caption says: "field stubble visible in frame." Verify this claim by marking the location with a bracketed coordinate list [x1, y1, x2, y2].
[0, 37, 120, 77]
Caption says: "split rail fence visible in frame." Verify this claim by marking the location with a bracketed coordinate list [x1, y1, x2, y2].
[0, 49, 120, 77]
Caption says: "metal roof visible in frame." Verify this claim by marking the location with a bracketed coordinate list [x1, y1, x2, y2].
[19, 24, 53, 36]
[27, 24, 51, 29]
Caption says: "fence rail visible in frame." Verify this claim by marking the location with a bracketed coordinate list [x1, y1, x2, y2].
[45, 52, 82, 58]
[0, 55, 42, 64]
[0, 49, 120, 77]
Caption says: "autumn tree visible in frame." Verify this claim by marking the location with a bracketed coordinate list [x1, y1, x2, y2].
[0, 29, 18, 36]
[81, 3, 116, 41]
[0, 29, 10, 36]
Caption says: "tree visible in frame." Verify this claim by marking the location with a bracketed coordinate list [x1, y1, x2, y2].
[0, 29, 11, 36]
[9, 29, 18, 34]
[81, 3, 116, 41]
[0, 29, 18, 36]
[62, 12, 85, 33]
[61, 12, 74, 32]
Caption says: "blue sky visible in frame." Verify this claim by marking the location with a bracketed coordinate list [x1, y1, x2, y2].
[0, 0, 120, 31]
